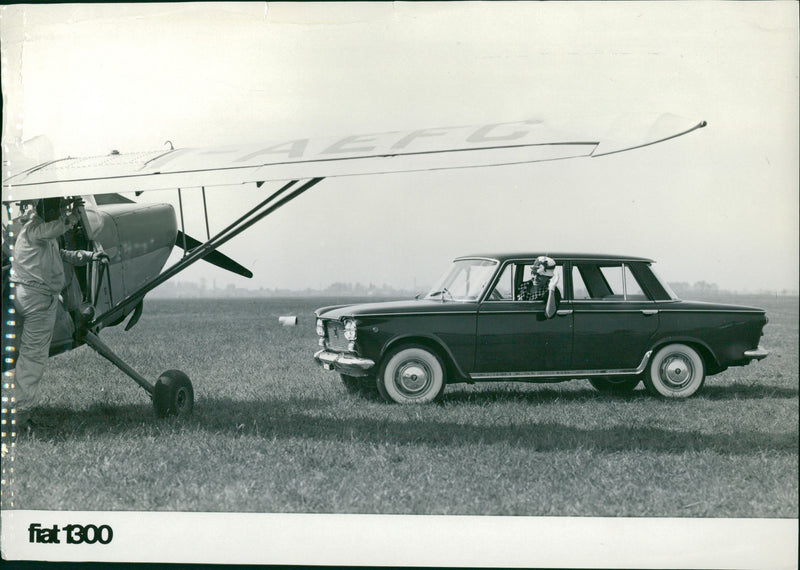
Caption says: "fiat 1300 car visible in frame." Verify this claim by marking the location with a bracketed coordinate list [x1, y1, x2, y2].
[314, 253, 769, 404]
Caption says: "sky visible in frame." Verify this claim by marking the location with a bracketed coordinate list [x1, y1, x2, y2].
[1, 2, 798, 294]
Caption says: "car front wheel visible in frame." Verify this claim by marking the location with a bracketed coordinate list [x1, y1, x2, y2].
[377, 345, 445, 404]
[644, 343, 705, 398]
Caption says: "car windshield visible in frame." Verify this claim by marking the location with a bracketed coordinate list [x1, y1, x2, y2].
[425, 258, 498, 301]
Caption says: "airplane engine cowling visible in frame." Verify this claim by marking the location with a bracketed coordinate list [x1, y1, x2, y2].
[89, 202, 176, 320]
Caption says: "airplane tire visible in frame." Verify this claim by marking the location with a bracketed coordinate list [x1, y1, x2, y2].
[153, 370, 194, 418]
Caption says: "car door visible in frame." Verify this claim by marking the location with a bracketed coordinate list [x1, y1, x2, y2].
[570, 262, 659, 371]
[474, 261, 573, 375]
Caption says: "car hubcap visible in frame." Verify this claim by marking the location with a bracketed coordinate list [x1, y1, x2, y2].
[660, 354, 694, 389]
[395, 360, 431, 396]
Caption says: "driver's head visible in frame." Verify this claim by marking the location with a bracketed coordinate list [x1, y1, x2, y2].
[36, 197, 68, 222]
[532, 256, 555, 283]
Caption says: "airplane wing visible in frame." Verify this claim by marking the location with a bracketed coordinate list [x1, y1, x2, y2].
[2, 114, 706, 202]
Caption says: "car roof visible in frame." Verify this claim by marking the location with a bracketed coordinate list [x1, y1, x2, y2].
[455, 252, 655, 263]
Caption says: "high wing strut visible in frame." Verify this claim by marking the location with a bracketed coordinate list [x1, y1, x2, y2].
[174, 230, 253, 278]
[86, 177, 324, 330]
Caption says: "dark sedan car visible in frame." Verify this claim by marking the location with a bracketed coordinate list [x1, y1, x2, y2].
[314, 253, 769, 403]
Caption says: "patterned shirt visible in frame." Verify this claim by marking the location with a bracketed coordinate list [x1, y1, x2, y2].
[518, 279, 549, 301]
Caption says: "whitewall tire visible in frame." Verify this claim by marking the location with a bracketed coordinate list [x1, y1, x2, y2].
[644, 343, 705, 398]
[377, 345, 446, 404]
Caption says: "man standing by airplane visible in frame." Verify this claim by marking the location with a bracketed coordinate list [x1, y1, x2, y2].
[10, 197, 106, 432]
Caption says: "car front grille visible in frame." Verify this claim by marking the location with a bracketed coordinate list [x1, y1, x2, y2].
[325, 321, 350, 351]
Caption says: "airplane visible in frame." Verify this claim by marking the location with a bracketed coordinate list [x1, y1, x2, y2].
[1, 114, 707, 418]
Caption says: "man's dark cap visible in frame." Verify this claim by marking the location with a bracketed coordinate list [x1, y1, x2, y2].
[36, 197, 66, 222]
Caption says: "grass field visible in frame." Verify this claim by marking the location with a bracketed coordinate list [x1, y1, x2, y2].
[5, 294, 797, 517]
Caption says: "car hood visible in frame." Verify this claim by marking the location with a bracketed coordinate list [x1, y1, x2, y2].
[316, 298, 477, 319]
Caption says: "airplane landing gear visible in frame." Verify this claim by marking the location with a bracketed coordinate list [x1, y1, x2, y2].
[153, 370, 194, 417]
[82, 331, 194, 418]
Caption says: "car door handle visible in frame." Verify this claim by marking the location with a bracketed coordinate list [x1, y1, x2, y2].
[556, 309, 573, 316]
[641, 309, 659, 316]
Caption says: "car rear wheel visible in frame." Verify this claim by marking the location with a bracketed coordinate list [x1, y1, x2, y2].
[340, 374, 380, 399]
[377, 345, 445, 404]
[644, 343, 705, 398]
[588, 376, 641, 393]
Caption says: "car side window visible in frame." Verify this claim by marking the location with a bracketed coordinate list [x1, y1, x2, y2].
[516, 262, 564, 301]
[572, 267, 591, 300]
[624, 265, 647, 300]
[600, 266, 625, 298]
[487, 262, 564, 301]
[551, 265, 564, 297]
[575, 263, 649, 301]
[487, 264, 514, 300]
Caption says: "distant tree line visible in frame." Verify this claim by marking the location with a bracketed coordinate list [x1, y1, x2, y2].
[669, 282, 797, 297]
[149, 280, 419, 299]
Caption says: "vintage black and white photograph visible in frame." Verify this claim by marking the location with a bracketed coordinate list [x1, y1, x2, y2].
[1, 2, 797, 567]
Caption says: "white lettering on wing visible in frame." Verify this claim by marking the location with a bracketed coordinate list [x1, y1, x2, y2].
[467, 122, 536, 143]
[391, 128, 451, 150]
[236, 139, 310, 162]
[322, 134, 380, 155]
[141, 121, 549, 172]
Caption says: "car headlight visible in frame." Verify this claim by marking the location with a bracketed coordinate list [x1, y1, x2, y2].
[344, 319, 357, 341]
[316, 318, 325, 337]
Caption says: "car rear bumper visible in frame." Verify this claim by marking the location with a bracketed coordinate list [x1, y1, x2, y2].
[314, 349, 376, 377]
[744, 346, 769, 361]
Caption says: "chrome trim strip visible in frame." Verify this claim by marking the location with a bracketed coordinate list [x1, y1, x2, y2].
[561, 256, 654, 263]
[478, 310, 559, 315]
[453, 256, 501, 263]
[657, 309, 765, 313]
[569, 309, 660, 314]
[470, 350, 652, 380]
[345, 310, 478, 318]
[744, 346, 769, 360]
[572, 300, 659, 304]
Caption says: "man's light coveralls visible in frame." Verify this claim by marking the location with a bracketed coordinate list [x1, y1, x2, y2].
[11, 211, 94, 415]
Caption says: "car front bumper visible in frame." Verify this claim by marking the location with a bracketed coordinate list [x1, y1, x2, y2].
[744, 346, 769, 361]
[314, 349, 376, 377]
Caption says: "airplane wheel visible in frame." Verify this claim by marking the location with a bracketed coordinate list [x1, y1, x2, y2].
[153, 370, 194, 418]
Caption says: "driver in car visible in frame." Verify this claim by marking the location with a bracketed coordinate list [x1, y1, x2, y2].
[518, 256, 557, 300]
